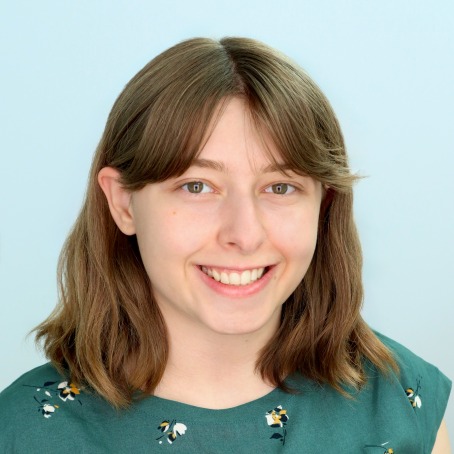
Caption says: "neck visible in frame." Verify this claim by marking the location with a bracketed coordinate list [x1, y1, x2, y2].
[153, 317, 278, 409]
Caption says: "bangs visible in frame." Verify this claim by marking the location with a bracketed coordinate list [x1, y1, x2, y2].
[103, 39, 243, 191]
[120, 95, 230, 190]
[244, 77, 357, 192]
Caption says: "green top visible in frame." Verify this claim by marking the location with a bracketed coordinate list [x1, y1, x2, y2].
[0, 333, 450, 453]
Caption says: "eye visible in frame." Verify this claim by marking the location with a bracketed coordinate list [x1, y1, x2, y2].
[264, 183, 296, 195]
[181, 181, 213, 194]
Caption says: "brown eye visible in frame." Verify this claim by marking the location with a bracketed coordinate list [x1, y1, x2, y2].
[182, 181, 211, 194]
[265, 183, 295, 195]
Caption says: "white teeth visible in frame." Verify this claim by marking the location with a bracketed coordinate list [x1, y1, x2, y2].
[202, 266, 214, 278]
[240, 270, 251, 285]
[201, 266, 267, 286]
[251, 269, 258, 281]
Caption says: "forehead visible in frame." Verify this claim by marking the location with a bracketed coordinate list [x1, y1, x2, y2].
[194, 97, 289, 175]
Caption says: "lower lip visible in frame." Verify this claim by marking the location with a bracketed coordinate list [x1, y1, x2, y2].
[196, 266, 275, 298]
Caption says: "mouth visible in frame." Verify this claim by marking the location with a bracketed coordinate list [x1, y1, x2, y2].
[199, 265, 272, 286]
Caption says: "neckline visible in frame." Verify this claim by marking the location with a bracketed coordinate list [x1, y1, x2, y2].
[149, 385, 283, 413]
[135, 374, 306, 419]
[137, 388, 294, 424]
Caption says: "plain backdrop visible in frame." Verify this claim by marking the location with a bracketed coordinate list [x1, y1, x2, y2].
[1, 0, 453, 437]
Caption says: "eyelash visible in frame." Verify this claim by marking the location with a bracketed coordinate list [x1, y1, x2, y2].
[180, 181, 298, 195]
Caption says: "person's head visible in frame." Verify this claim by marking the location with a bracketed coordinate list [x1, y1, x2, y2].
[98, 95, 324, 344]
[36, 37, 394, 407]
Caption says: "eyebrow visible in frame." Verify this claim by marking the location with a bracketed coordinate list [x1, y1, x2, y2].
[191, 158, 226, 172]
[191, 158, 296, 174]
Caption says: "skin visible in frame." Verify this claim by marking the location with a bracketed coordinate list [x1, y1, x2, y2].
[432, 419, 451, 453]
[129, 98, 322, 338]
[98, 97, 450, 447]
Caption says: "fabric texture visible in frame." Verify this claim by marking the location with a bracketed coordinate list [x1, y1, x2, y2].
[0, 332, 450, 453]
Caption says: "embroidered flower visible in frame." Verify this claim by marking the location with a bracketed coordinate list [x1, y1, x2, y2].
[41, 403, 59, 418]
[406, 376, 422, 409]
[24, 378, 83, 419]
[266, 405, 289, 445]
[266, 405, 289, 428]
[58, 382, 81, 402]
[156, 419, 188, 445]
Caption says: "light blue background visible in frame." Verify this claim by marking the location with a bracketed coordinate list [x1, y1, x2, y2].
[1, 0, 453, 437]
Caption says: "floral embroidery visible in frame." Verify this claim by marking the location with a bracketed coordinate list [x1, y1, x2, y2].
[58, 381, 81, 401]
[364, 441, 394, 453]
[37, 402, 59, 418]
[405, 376, 422, 409]
[156, 419, 188, 445]
[265, 405, 289, 445]
[24, 380, 82, 418]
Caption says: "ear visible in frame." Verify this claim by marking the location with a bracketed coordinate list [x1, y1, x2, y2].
[97, 167, 136, 235]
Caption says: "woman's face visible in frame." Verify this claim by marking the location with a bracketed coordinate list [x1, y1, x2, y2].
[130, 97, 322, 338]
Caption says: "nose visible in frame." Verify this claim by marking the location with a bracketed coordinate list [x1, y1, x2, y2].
[217, 194, 266, 254]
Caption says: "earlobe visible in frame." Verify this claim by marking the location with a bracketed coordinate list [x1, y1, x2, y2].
[97, 167, 136, 235]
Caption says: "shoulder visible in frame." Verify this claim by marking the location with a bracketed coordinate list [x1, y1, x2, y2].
[0, 362, 63, 406]
[375, 331, 451, 395]
[0, 362, 67, 421]
[0, 363, 88, 450]
[373, 331, 451, 450]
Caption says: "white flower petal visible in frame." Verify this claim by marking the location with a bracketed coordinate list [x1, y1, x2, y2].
[265, 414, 275, 426]
[415, 396, 422, 408]
[174, 423, 187, 435]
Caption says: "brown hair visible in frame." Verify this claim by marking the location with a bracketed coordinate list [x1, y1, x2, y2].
[35, 37, 396, 408]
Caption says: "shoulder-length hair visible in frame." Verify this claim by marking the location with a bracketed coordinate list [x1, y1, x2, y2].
[35, 37, 396, 408]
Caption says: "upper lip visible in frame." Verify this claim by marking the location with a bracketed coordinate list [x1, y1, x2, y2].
[198, 264, 273, 272]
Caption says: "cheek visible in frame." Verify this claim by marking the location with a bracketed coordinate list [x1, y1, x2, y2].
[267, 206, 320, 258]
[134, 208, 212, 267]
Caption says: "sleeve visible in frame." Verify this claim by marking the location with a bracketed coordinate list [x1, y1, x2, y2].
[375, 331, 452, 452]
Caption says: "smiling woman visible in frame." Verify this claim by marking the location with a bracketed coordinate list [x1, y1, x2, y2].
[0, 37, 451, 453]
[99, 97, 323, 340]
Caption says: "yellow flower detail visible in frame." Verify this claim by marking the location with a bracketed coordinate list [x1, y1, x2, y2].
[69, 384, 80, 395]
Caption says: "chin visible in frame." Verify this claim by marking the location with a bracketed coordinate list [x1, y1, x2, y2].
[202, 312, 280, 337]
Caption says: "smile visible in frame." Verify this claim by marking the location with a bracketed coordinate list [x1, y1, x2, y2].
[200, 266, 268, 286]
